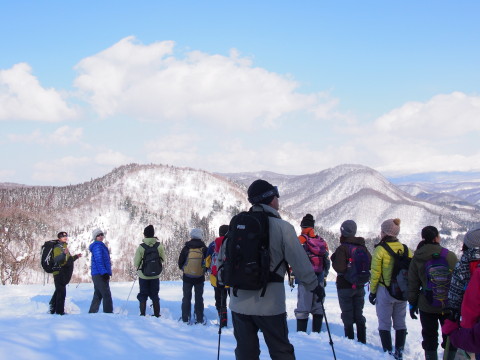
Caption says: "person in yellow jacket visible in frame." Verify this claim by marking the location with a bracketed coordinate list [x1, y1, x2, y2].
[49, 231, 83, 315]
[369, 218, 413, 360]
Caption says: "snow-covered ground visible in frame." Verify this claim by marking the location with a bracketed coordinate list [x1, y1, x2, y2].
[0, 281, 435, 359]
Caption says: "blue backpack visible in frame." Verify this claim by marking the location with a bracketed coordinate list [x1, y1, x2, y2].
[343, 244, 371, 288]
[424, 248, 452, 308]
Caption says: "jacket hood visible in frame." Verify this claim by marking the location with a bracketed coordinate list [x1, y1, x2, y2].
[340, 236, 366, 246]
[186, 238, 206, 249]
[413, 243, 443, 261]
[142, 237, 158, 246]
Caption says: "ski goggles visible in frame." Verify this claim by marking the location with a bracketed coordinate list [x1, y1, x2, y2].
[248, 186, 280, 203]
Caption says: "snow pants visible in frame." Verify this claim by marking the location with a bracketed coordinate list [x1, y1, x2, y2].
[232, 311, 295, 360]
[375, 285, 407, 331]
[181, 281, 204, 322]
[50, 274, 67, 315]
[294, 283, 323, 319]
[420, 310, 456, 352]
[89, 274, 113, 313]
[337, 287, 366, 328]
[214, 286, 228, 311]
[137, 278, 160, 302]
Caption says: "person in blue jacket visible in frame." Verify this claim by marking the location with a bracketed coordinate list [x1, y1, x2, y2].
[88, 228, 113, 313]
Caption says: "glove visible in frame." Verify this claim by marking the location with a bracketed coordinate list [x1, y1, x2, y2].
[368, 292, 376, 305]
[409, 303, 418, 320]
[312, 285, 325, 302]
[102, 273, 110, 281]
[445, 308, 460, 322]
[442, 319, 459, 335]
[324, 278, 327, 287]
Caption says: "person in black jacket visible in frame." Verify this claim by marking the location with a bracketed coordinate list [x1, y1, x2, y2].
[331, 220, 371, 343]
[178, 228, 207, 324]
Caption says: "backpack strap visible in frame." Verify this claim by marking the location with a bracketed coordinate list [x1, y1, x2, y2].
[378, 242, 407, 286]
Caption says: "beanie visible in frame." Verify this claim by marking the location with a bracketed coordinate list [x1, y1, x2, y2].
[464, 228, 480, 249]
[144, 225, 155, 238]
[247, 179, 279, 205]
[340, 220, 357, 237]
[381, 218, 401, 237]
[300, 214, 315, 228]
[191, 228, 204, 240]
[57, 231, 68, 239]
[91, 228, 104, 241]
[219, 225, 229, 237]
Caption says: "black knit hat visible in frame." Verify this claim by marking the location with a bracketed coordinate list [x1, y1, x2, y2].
[144, 225, 155, 238]
[300, 214, 315, 228]
[219, 225, 229, 237]
[247, 179, 279, 205]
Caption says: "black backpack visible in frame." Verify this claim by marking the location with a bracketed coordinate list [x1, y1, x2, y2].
[220, 209, 284, 296]
[380, 243, 411, 301]
[140, 242, 163, 276]
[40, 240, 61, 273]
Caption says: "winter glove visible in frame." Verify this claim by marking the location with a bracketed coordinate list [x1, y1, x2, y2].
[324, 278, 327, 287]
[442, 319, 459, 335]
[312, 284, 325, 302]
[368, 292, 376, 305]
[102, 273, 110, 281]
[446, 308, 460, 322]
[409, 303, 419, 320]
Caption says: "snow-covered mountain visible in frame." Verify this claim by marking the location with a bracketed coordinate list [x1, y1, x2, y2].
[221, 164, 480, 245]
[1, 163, 479, 285]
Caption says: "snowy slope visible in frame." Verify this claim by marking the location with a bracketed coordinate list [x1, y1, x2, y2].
[0, 281, 433, 360]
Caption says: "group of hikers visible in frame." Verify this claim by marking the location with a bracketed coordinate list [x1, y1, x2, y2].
[43, 178, 480, 360]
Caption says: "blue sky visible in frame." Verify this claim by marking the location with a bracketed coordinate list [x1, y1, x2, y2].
[1, 1, 479, 185]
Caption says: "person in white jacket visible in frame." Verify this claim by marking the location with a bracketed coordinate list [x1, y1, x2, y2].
[218, 179, 323, 360]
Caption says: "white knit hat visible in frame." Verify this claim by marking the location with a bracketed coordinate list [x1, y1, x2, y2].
[190, 228, 204, 240]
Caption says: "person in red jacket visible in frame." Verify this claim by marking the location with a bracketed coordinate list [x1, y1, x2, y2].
[443, 265, 480, 358]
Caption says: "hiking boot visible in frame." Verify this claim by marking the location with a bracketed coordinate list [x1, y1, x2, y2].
[312, 314, 323, 333]
[424, 350, 437, 360]
[344, 324, 355, 339]
[356, 323, 367, 344]
[379, 330, 393, 354]
[393, 329, 407, 360]
[296, 318, 308, 332]
[152, 301, 160, 318]
[139, 301, 146, 316]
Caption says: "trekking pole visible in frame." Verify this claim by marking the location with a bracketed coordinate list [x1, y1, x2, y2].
[216, 287, 224, 360]
[122, 277, 138, 314]
[442, 337, 450, 360]
[320, 299, 337, 360]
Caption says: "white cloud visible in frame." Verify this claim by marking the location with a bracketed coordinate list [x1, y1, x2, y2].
[33, 156, 91, 183]
[145, 133, 200, 165]
[94, 150, 133, 166]
[374, 92, 480, 138]
[0, 169, 16, 182]
[8, 126, 84, 145]
[74, 36, 337, 128]
[0, 63, 78, 122]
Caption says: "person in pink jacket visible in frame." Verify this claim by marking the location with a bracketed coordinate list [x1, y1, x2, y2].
[442, 265, 480, 357]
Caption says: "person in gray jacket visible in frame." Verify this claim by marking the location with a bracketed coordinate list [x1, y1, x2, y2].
[218, 179, 323, 360]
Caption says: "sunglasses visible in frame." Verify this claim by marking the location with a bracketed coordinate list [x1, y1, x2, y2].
[96, 233, 104, 237]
